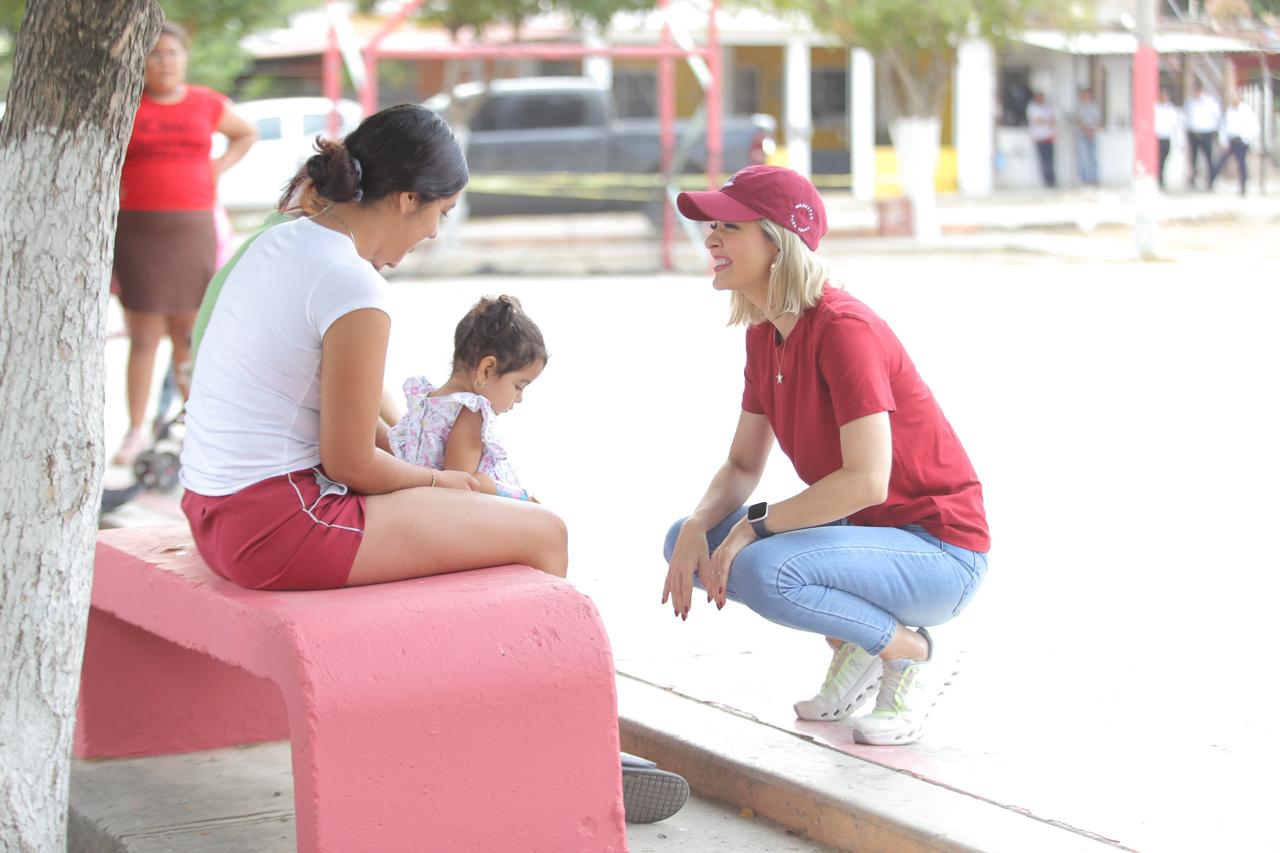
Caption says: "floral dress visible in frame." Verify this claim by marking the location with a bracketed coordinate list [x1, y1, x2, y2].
[387, 377, 526, 497]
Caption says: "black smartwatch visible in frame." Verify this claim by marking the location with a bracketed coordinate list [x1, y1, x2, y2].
[746, 501, 775, 539]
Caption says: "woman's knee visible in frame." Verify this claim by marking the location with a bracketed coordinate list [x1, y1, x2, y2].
[728, 552, 781, 612]
[527, 507, 569, 578]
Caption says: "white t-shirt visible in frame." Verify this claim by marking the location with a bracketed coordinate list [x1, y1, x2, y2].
[180, 216, 389, 495]
[1223, 103, 1259, 145]
[1026, 101, 1056, 143]
[1185, 93, 1221, 134]
[1154, 102, 1180, 140]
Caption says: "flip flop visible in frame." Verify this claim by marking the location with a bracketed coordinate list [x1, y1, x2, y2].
[620, 752, 657, 770]
[621, 765, 689, 824]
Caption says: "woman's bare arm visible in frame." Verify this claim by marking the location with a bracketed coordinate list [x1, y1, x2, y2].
[443, 407, 498, 494]
[319, 309, 475, 494]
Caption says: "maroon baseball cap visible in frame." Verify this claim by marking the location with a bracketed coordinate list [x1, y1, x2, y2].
[676, 165, 828, 251]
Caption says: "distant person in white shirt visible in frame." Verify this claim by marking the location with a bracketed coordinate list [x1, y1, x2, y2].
[1025, 91, 1057, 188]
[1072, 88, 1102, 186]
[1154, 88, 1181, 190]
[1184, 82, 1221, 189]
[1210, 93, 1260, 195]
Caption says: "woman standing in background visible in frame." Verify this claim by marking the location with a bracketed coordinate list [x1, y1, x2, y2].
[111, 21, 256, 465]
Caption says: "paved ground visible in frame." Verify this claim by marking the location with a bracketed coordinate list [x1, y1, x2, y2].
[99, 205, 1280, 851]
[70, 742, 836, 853]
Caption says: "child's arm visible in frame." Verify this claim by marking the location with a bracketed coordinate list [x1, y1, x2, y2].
[443, 406, 531, 500]
[444, 407, 498, 495]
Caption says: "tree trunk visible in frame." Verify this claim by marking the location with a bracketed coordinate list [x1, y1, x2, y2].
[889, 116, 943, 242]
[0, 2, 162, 850]
[882, 50, 947, 242]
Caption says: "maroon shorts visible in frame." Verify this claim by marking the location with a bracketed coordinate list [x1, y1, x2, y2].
[181, 467, 366, 591]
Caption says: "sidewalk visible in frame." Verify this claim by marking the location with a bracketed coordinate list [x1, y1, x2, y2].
[91, 222, 1280, 852]
[381, 185, 1280, 276]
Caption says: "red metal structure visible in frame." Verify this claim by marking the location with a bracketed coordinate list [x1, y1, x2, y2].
[322, 0, 724, 269]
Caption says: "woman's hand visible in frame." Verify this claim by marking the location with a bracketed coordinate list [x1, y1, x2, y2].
[433, 470, 479, 491]
[662, 521, 711, 620]
[705, 518, 757, 609]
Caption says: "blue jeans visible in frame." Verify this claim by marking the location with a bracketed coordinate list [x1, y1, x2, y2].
[663, 509, 988, 654]
[1076, 135, 1099, 185]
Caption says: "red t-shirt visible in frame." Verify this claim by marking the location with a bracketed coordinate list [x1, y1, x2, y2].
[120, 85, 228, 211]
[742, 285, 990, 552]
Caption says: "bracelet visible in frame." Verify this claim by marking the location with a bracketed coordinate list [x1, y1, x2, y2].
[430, 469, 438, 488]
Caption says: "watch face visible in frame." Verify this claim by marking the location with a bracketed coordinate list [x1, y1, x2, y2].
[747, 501, 767, 521]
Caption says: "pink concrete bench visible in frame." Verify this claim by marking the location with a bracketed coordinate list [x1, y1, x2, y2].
[76, 526, 626, 852]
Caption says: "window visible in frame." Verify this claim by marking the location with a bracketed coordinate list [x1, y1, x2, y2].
[254, 117, 282, 140]
[538, 60, 581, 77]
[1000, 66, 1032, 127]
[614, 71, 657, 119]
[811, 68, 847, 123]
[732, 67, 759, 115]
[303, 113, 331, 137]
[471, 96, 508, 132]
[474, 93, 588, 132]
[508, 93, 587, 130]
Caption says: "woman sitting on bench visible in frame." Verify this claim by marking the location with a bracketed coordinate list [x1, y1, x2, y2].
[178, 104, 568, 591]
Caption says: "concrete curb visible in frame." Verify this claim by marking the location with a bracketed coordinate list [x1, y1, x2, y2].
[615, 675, 1124, 853]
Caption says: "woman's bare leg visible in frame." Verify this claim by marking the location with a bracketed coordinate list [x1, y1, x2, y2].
[346, 487, 568, 586]
[880, 623, 929, 661]
[166, 311, 197, 399]
[124, 309, 167, 430]
[114, 309, 167, 464]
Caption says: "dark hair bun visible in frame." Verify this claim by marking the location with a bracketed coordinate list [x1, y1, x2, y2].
[452, 295, 548, 376]
[302, 139, 362, 204]
[277, 103, 468, 212]
[478, 295, 518, 342]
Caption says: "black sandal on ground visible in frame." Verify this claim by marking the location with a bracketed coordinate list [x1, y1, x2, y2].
[620, 753, 689, 824]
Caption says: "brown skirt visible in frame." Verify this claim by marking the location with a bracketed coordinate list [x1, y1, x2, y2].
[113, 210, 216, 314]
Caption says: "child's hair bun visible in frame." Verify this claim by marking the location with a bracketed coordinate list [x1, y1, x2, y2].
[477, 295, 519, 342]
[452, 294, 547, 376]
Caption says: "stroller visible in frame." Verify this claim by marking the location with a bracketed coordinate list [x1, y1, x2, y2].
[100, 360, 186, 514]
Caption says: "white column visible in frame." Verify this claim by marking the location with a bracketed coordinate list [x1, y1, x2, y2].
[955, 38, 995, 196]
[1055, 54, 1078, 186]
[722, 47, 737, 120]
[850, 48, 876, 201]
[1265, 68, 1275, 194]
[583, 21, 612, 90]
[784, 36, 812, 177]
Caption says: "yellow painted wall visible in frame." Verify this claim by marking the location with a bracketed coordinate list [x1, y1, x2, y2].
[658, 44, 960, 193]
[767, 145, 958, 195]
[872, 146, 958, 196]
[810, 47, 847, 153]
[730, 45, 784, 122]
[612, 59, 707, 119]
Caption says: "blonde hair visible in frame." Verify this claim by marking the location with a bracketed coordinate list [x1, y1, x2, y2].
[727, 219, 828, 327]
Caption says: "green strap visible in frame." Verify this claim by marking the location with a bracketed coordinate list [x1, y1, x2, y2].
[191, 211, 294, 362]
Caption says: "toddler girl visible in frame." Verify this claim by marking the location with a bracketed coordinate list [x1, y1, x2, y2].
[388, 295, 546, 500]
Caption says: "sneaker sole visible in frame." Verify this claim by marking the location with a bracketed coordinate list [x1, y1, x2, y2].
[794, 672, 883, 722]
[851, 665, 959, 746]
[622, 767, 690, 824]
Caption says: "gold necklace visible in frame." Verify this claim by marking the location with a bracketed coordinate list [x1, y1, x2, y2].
[774, 326, 787, 384]
[317, 205, 358, 251]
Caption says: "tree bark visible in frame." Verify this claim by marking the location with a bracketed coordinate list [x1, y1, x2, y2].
[883, 49, 948, 241]
[889, 115, 943, 241]
[0, 1, 162, 850]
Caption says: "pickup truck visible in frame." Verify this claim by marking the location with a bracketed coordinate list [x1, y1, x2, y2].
[425, 77, 776, 217]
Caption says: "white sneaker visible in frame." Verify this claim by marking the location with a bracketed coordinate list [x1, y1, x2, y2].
[851, 628, 956, 746]
[794, 642, 883, 721]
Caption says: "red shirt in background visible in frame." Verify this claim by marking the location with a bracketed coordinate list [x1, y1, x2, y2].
[742, 285, 990, 553]
[120, 85, 228, 211]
